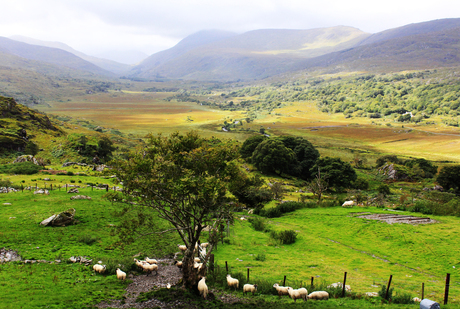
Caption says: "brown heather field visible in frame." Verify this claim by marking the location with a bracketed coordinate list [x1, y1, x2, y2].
[37, 92, 460, 162]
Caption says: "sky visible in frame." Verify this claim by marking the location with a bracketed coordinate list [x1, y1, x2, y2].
[1, 0, 459, 62]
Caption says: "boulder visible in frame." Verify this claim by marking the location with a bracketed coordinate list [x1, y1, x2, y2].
[40, 208, 76, 226]
[0, 248, 22, 263]
[13, 155, 39, 165]
[70, 195, 91, 200]
[34, 189, 49, 195]
[67, 188, 79, 194]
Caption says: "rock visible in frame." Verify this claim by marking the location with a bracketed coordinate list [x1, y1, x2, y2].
[40, 208, 76, 226]
[70, 195, 91, 200]
[13, 155, 40, 165]
[43, 178, 51, 181]
[365, 292, 379, 297]
[34, 189, 49, 195]
[3, 203, 11, 205]
[0, 248, 22, 263]
[67, 188, 79, 194]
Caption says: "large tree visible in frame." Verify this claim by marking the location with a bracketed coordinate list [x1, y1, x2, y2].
[311, 157, 357, 191]
[251, 139, 296, 175]
[111, 131, 249, 289]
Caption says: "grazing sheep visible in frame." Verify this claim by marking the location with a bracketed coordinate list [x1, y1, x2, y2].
[145, 257, 157, 264]
[273, 283, 291, 297]
[92, 264, 106, 274]
[307, 291, 329, 300]
[413, 297, 421, 302]
[178, 244, 187, 252]
[134, 258, 148, 270]
[243, 284, 258, 295]
[200, 242, 209, 248]
[116, 268, 126, 280]
[286, 287, 308, 302]
[226, 274, 239, 290]
[142, 263, 158, 275]
[198, 277, 208, 299]
[194, 257, 201, 263]
[174, 260, 183, 270]
[342, 201, 355, 207]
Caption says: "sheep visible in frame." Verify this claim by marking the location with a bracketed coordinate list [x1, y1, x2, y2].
[116, 268, 126, 280]
[178, 244, 187, 252]
[307, 291, 329, 300]
[226, 274, 239, 290]
[198, 277, 208, 299]
[286, 287, 308, 302]
[142, 263, 158, 275]
[243, 284, 258, 295]
[413, 297, 421, 302]
[194, 257, 201, 263]
[145, 257, 158, 264]
[342, 200, 355, 207]
[273, 283, 291, 297]
[174, 260, 183, 270]
[134, 258, 148, 270]
[92, 264, 106, 274]
[200, 242, 209, 248]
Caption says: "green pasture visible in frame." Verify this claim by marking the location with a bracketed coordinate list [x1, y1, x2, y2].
[0, 185, 180, 309]
[213, 207, 460, 305]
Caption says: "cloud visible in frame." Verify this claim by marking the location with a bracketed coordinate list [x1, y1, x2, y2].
[0, 0, 459, 57]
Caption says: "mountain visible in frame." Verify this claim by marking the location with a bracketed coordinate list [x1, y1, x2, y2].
[94, 50, 148, 65]
[129, 19, 460, 82]
[129, 27, 368, 81]
[9, 35, 131, 74]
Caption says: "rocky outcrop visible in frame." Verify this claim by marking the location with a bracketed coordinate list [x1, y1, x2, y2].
[13, 155, 39, 165]
[70, 195, 91, 200]
[40, 208, 76, 226]
[0, 248, 21, 263]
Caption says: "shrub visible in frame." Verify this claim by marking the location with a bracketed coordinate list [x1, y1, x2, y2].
[78, 234, 100, 245]
[254, 253, 266, 261]
[378, 284, 393, 300]
[2, 162, 41, 175]
[377, 184, 391, 196]
[0, 179, 12, 187]
[248, 217, 266, 231]
[270, 229, 297, 244]
[258, 201, 305, 218]
[392, 292, 414, 304]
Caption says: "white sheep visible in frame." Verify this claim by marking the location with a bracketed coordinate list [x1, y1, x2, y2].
[134, 258, 148, 270]
[307, 291, 329, 300]
[226, 274, 239, 290]
[413, 297, 421, 302]
[178, 244, 187, 252]
[92, 264, 106, 274]
[174, 260, 183, 270]
[342, 200, 355, 207]
[243, 284, 258, 295]
[194, 257, 201, 263]
[273, 283, 291, 297]
[116, 268, 126, 280]
[286, 287, 308, 302]
[142, 263, 158, 275]
[198, 277, 208, 299]
[145, 257, 158, 264]
[200, 242, 209, 248]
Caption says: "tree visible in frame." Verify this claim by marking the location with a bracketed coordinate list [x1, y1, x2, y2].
[97, 136, 116, 162]
[251, 139, 296, 175]
[437, 165, 460, 193]
[239, 135, 267, 160]
[311, 157, 357, 191]
[308, 168, 328, 203]
[278, 136, 319, 179]
[111, 131, 247, 290]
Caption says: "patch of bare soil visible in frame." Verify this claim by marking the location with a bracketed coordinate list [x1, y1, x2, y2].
[355, 213, 435, 225]
[96, 259, 246, 309]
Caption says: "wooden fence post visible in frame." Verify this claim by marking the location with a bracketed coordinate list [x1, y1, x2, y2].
[283, 275, 286, 287]
[444, 273, 451, 305]
[247, 268, 250, 282]
[311, 276, 314, 289]
[422, 282, 424, 300]
[385, 275, 393, 300]
[342, 272, 347, 298]
[225, 261, 228, 274]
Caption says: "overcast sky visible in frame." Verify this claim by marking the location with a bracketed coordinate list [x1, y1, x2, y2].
[1, 0, 459, 59]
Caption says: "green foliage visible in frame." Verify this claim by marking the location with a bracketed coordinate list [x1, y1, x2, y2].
[352, 177, 370, 190]
[392, 292, 414, 304]
[269, 229, 297, 244]
[405, 158, 438, 178]
[251, 139, 296, 175]
[278, 136, 320, 179]
[0, 162, 41, 175]
[254, 253, 266, 261]
[228, 174, 272, 209]
[248, 217, 266, 232]
[376, 155, 402, 168]
[311, 157, 357, 190]
[258, 201, 305, 218]
[377, 184, 391, 196]
[78, 234, 100, 245]
[437, 165, 460, 193]
[240, 135, 267, 160]
[378, 285, 393, 300]
[0, 179, 12, 187]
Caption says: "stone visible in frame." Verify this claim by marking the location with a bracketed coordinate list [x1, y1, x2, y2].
[70, 195, 91, 200]
[67, 188, 79, 194]
[34, 189, 49, 195]
[40, 208, 76, 227]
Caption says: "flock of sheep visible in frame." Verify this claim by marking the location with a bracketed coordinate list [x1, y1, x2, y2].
[92, 242, 332, 302]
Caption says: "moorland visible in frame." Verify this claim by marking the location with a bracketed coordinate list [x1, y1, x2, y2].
[2, 18, 460, 309]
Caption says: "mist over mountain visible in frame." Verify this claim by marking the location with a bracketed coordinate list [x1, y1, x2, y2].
[94, 50, 149, 65]
[9, 35, 132, 74]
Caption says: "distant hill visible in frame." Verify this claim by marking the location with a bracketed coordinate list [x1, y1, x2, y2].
[95, 50, 148, 65]
[0, 37, 114, 77]
[128, 19, 460, 81]
[129, 27, 368, 81]
[10, 35, 132, 74]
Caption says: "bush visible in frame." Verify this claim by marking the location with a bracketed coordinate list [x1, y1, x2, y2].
[378, 284, 393, 300]
[270, 229, 297, 244]
[248, 217, 266, 231]
[78, 234, 100, 245]
[258, 201, 305, 218]
[254, 253, 266, 261]
[392, 292, 414, 304]
[0, 179, 12, 187]
[0, 162, 41, 175]
[377, 184, 391, 196]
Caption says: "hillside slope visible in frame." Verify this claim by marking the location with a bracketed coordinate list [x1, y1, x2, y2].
[9, 35, 132, 74]
[0, 37, 114, 77]
[129, 27, 369, 81]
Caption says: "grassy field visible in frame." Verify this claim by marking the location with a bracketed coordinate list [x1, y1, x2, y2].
[212, 206, 460, 305]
